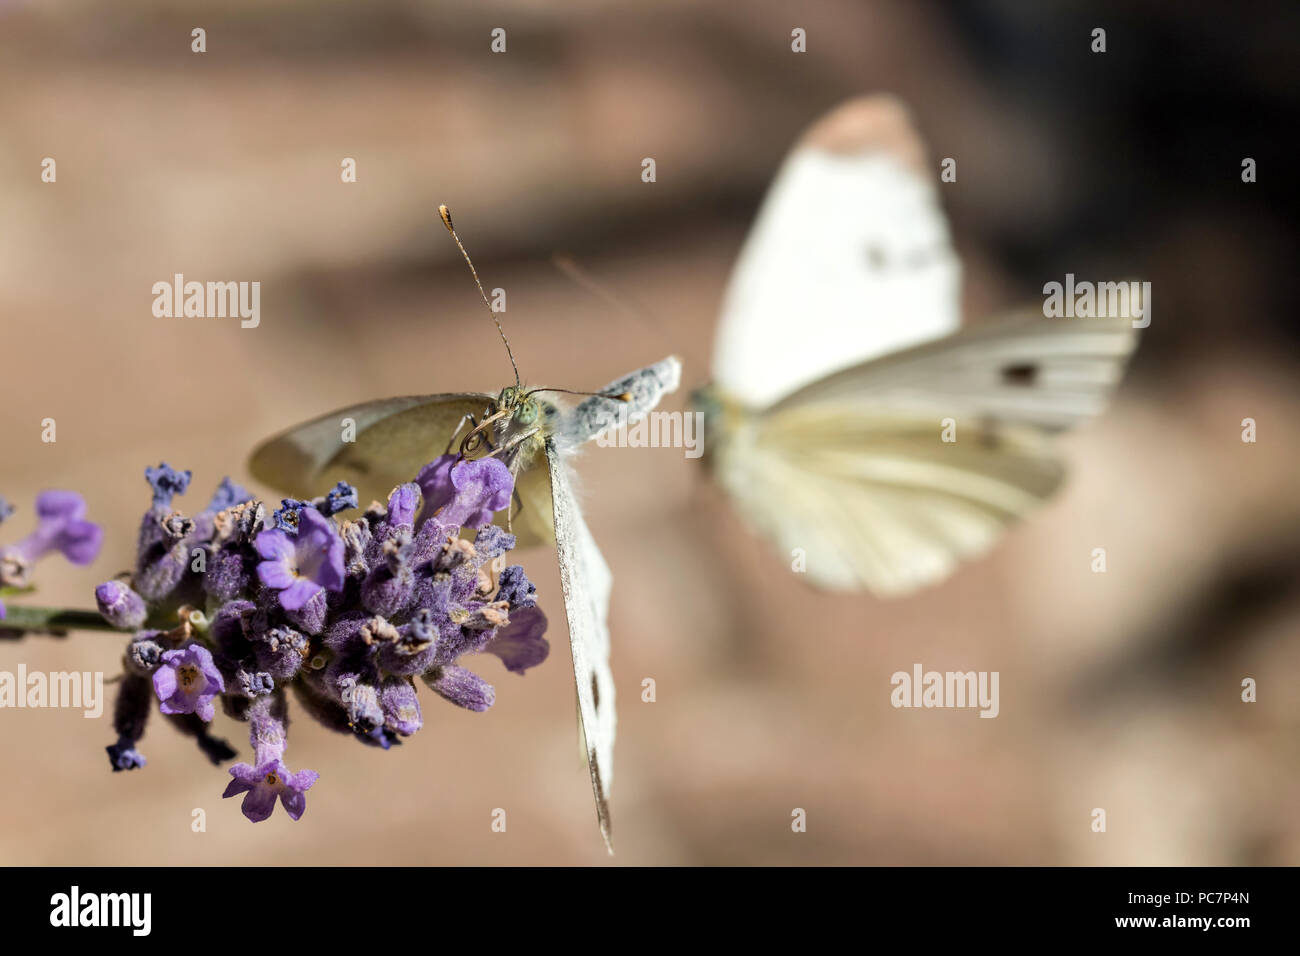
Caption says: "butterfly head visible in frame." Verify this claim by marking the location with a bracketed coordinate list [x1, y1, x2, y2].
[496, 385, 541, 427]
[452, 385, 555, 470]
[690, 383, 748, 462]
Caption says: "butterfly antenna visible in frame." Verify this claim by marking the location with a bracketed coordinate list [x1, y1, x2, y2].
[439, 204, 521, 389]
[525, 386, 630, 402]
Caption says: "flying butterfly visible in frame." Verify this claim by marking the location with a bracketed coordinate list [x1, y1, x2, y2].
[697, 95, 1140, 595]
[249, 206, 681, 852]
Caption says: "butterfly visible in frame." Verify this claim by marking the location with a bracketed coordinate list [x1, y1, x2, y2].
[697, 95, 1140, 595]
[249, 206, 680, 852]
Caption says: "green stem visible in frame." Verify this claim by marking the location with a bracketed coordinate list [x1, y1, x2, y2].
[0, 606, 122, 635]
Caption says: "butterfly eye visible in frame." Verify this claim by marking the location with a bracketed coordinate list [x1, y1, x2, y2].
[498, 386, 516, 407]
[515, 401, 539, 426]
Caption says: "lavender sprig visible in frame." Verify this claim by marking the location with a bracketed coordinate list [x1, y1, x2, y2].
[1, 457, 551, 823]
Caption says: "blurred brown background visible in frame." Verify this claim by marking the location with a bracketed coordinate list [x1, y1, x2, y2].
[1, 0, 1297, 865]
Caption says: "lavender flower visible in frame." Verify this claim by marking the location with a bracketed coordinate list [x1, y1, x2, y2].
[271, 481, 359, 533]
[95, 580, 147, 630]
[223, 760, 320, 822]
[0, 490, 103, 590]
[255, 508, 345, 611]
[153, 644, 225, 721]
[0, 491, 103, 620]
[84, 453, 548, 823]
[145, 463, 191, 508]
[222, 696, 318, 822]
[417, 455, 514, 529]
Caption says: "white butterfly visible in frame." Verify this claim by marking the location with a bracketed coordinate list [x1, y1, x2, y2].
[249, 207, 680, 853]
[699, 95, 1140, 595]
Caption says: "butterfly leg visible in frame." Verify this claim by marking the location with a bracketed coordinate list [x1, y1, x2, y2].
[481, 426, 540, 462]
[445, 413, 477, 454]
[447, 412, 503, 456]
[508, 458, 525, 533]
[480, 427, 541, 534]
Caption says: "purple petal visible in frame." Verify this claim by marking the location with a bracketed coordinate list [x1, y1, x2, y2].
[34, 490, 86, 520]
[278, 577, 321, 612]
[287, 768, 320, 792]
[386, 483, 421, 527]
[222, 777, 252, 798]
[57, 519, 103, 565]
[224, 762, 262, 788]
[415, 456, 456, 521]
[152, 666, 177, 701]
[448, 458, 514, 529]
[416, 455, 513, 529]
[279, 789, 308, 821]
[254, 529, 295, 562]
[240, 785, 278, 822]
[256, 558, 295, 590]
[296, 509, 345, 592]
[485, 605, 550, 674]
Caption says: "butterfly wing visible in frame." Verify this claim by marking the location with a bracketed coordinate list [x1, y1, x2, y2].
[540, 355, 678, 852]
[249, 393, 561, 549]
[714, 316, 1139, 594]
[249, 393, 490, 505]
[711, 95, 961, 409]
[771, 310, 1139, 428]
[545, 439, 617, 853]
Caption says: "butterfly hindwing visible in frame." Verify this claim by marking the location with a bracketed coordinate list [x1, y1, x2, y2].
[772, 312, 1140, 431]
[714, 316, 1137, 594]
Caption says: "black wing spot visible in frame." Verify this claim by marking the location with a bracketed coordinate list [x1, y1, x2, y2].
[590, 674, 600, 711]
[1001, 363, 1039, 386]
[865, 244, 887, 270]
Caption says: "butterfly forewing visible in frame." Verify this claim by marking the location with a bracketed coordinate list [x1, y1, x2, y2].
[711, 95, 961, 409]
[545, 440, 617, 853]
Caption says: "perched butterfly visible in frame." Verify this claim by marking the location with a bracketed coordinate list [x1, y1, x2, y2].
[250, 206, 680, 852]
[697, 96, 1140, 595]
